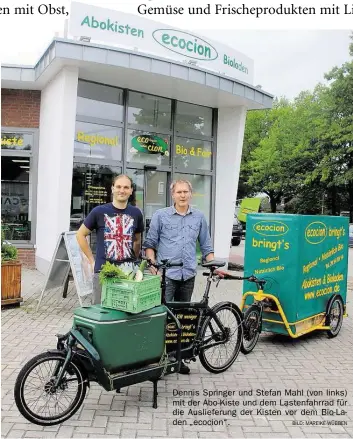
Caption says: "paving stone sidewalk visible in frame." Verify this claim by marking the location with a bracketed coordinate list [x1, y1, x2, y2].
[2, 268, 353, 439]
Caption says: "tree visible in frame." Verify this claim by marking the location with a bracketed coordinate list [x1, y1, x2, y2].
[243, 99, 297, 212]
[304, 34, 353, 219]
[238, 107, 272, 200]
[241, 33, 353, 218]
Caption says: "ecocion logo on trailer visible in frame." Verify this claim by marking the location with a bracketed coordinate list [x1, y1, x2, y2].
[253, 221, 289, 237]
[305, 221, 327, 244]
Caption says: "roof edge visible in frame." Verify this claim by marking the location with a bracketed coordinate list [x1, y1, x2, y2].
[2, 38, 274, 99]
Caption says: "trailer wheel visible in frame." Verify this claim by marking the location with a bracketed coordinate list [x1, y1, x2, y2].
[325, 296, 344, 338]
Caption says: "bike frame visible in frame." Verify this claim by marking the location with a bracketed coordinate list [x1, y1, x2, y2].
[162, 267, 238, 360]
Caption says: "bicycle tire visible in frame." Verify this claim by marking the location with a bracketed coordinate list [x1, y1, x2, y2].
[199, 302, 243, 374]
[325, 296, 344, 338]
[241, 305, 261, 355]
[14, 351, 87, 426]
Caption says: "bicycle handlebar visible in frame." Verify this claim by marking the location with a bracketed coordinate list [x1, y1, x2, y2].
[145, 258, 183, 269]
[143, 258, 266, 288]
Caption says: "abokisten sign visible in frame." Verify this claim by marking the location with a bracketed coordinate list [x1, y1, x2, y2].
[69, 2, 254, 83]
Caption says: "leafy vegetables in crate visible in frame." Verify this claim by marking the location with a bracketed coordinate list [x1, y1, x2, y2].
[99, 260, 148, 284]
[135, 260, 147, 282]
[99, 262, 130, 284]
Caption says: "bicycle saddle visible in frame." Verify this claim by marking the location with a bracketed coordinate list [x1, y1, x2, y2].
[202, 260, 226, 268]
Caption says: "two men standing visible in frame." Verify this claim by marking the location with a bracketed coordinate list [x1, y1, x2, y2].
[77, 175, 214, 373]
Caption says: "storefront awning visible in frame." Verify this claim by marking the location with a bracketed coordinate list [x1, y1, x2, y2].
[2, 38, 273, 110]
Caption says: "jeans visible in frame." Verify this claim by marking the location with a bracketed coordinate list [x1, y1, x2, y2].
[165, 276, 195, 302]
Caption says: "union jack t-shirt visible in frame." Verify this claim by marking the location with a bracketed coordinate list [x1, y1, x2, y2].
[84, 203, 144, 273]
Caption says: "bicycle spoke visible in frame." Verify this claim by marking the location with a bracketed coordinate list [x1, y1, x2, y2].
[202, 307, 241, 370]
[19, 356, 82, 422]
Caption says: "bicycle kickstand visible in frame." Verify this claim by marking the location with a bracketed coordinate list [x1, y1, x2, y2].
[152, 380, 158, 409]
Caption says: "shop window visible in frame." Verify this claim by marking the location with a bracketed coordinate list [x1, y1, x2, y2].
[126, 169, 144, 211]
[74, 121, 122, 161]
[126, 130, 170, 166]
[1, 157, 31, 241]
[174, 137, 212, 171]
[175, 102, 213, 137]
[1, 132, 33, 151]
[77, 80, 124, 122]
[70, 163, 122, 253]
[174, 173, 212, 224]
[128, 92, 172, 131]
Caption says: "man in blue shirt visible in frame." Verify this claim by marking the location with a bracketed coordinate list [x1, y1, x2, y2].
[77, 175, 144, 304]
[143, 179, 214, 373]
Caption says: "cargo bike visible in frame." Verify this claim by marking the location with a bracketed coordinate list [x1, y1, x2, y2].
[14, 259, 244, 426]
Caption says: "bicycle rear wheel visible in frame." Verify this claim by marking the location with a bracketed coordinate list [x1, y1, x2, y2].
[14, 352, 87, 426]
[199, 302, 243, 373]
[241, 305, 261, 354]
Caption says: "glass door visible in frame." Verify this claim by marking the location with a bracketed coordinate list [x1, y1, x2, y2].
[126, 169, 169, 236]
[145, 170, 168, 234]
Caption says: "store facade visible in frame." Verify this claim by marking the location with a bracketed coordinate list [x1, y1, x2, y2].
[71, 80, 217, 250]
[1, 5, 273, 272]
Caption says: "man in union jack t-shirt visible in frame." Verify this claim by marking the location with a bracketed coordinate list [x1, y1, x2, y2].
[77, 174, 144, 304]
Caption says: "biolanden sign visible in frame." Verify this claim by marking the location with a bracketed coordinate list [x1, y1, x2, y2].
[69, 2, 254, 83]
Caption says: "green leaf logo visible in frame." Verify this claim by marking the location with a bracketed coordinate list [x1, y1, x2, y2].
[131, 135, 169, 155]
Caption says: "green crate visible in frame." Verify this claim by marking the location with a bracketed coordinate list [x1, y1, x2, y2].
[101, 275, 161, 314]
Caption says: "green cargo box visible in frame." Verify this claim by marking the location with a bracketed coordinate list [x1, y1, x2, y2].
[244, 214, 349, 335]
[73, 305, 167, 373]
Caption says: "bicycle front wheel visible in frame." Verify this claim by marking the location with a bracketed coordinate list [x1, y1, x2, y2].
[14, 352, 87, 426]
[199, 302, 243, 373]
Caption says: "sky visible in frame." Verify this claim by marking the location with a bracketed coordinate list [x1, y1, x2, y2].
[203, 30, 351, 99]
[0, 0, 351, 100]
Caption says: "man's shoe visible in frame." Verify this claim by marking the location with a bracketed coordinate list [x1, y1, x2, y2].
[179, 361, 190, 375]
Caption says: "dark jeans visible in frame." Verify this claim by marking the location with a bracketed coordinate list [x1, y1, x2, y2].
[165, 276, 195, 302]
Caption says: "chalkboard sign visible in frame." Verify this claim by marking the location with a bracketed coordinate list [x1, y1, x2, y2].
[36, 232, 93, 311]
[165, 308, 200, 352]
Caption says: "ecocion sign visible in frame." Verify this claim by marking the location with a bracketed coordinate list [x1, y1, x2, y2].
[131, 135, 169, 155]
[152, 29, 218, 60]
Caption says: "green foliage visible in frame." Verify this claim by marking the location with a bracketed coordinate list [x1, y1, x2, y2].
[241, 33, 353, 220]
[98, 262, 130, 285]
[1, 226, 18, 262]
[98, 261, 148, 284]
[1, 243, 18, 262]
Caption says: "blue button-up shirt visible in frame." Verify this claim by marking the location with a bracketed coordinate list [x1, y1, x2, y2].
[143, 206, 214, 281]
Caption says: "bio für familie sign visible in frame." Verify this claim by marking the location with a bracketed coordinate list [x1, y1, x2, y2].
[69, 2, 254, 83]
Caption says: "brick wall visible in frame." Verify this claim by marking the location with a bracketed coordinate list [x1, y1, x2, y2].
[1, 89, 41, 128]
[17, 249, 36, 269]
